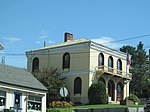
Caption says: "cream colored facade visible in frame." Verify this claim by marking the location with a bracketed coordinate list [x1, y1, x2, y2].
[26, 36, 132, 104]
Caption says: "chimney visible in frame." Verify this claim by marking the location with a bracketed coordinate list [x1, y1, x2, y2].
[64, 32, 73, 42]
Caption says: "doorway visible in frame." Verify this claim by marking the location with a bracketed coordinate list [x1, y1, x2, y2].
[13, 92, 22, 112]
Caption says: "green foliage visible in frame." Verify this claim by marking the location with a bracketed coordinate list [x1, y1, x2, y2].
[49, 101, 74, 108]
[130, 64, 149, 97]
[120, 42, 150, 98]
[127, 94, 140, 103]
[88, 81, 107, 104]
[120, 45, 136, 66]
[48, 108, 74, 112]
[33, 67, 65, 104]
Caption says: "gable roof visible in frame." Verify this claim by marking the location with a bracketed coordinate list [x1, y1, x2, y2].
[0, 64, 47, 91]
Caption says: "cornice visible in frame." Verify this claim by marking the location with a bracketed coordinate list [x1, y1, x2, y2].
[61, 69, 96, 77]
[90, 42, 131, 60]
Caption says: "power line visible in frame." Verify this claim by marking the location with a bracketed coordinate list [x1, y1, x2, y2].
[101, 34, 150, 44]
[1, 34, 150, 56]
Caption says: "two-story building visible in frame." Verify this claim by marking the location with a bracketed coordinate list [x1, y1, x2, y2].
[26, 33, 132, 104]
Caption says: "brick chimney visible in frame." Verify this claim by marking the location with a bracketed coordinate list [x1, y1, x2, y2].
[64, 32, 73, 42]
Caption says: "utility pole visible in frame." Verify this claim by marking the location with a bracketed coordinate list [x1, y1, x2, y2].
[44, 41, 46, 47]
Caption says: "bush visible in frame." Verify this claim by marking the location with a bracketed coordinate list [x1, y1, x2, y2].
[127, 94, 140, 103]
[88, 81, 107, 104]
[49, 101, 74, 108]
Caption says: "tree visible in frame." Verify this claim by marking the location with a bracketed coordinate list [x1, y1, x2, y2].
[88, 81, 107, 104]
[120, 45, 136, 66]
[33, 67, 65, 103]
[120, 42, 150, 98]
[134, 42, 147, 65]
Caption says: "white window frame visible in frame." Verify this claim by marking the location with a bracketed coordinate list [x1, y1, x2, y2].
[0, 90, 6, 111]
[27, 95, 42, 112]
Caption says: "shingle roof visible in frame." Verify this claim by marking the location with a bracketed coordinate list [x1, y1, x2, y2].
[0, 64, 47, 91]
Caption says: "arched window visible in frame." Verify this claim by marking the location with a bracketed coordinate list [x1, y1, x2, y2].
[117, 82, 123, 101]
[108, 56, 113, 72]
[98, 53, 104, 66]
[74, 77, 82, 95]
[32, 57, 39, 72]
[117, 59, 122, 74]
[63, 52, 70, 69]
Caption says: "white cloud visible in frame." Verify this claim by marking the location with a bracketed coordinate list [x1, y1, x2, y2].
[36, 41, 41, 44]
[91, 37, 123, 49]
[36, 40, 55, 45]
[2, 37, 21, 43]
[39, 36, 48, 39]
[47, 40, 55, 44]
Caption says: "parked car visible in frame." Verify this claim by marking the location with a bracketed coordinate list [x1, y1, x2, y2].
[144, 100, 150, 112]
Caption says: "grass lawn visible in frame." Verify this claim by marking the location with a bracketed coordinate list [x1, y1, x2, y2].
[47, 104, 144, 112]
[73, 104, 144, 109]
[48, 108, 74, 112]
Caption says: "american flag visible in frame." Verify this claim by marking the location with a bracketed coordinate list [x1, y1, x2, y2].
[127, 53, 131, 65]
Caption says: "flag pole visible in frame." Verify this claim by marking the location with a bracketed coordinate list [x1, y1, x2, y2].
[126, 50, 128, 105]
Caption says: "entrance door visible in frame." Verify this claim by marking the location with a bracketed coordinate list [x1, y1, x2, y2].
[14, 92, 22, 112]
[108, 80, 115, 101]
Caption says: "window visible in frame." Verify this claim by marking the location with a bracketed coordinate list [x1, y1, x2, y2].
[108, 56, 113, 72]
[108, 56, 113, 68]
[0, 90, 6, 107]
[74, 77, 82, 95]
[32, 57, 39, 72]
[28, 95, 42, 111]
[117, 59, 122, 74]
[63, 52, 70, 69]
[98, 53, 104, 66]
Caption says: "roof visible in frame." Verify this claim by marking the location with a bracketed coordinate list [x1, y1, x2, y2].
[26, 38, 127, 57]
[0, 64, 47, 91]
[27, 38, 90, 52]
[0, 42, 4, 50]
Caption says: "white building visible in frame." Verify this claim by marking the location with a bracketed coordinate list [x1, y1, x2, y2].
[0, 64, 47, 112]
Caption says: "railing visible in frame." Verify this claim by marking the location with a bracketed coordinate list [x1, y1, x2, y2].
[95, 66, 132, 79]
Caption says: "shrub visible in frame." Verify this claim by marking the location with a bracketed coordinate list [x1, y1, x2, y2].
[49, 101, 73, 108]
[127, 94, 140, 103]
[88, 81, 107, 104]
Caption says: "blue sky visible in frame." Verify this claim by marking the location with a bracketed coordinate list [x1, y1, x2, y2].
[0, 0, 150, 68]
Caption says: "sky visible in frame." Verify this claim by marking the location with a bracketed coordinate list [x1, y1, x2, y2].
[0, 0, 150, 68]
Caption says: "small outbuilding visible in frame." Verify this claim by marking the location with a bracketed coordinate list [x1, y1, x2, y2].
[0, 64, 47, 112]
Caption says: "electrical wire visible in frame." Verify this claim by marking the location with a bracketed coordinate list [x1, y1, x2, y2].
[101, 34, 150, 44]
[0, 33, 150, 56]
